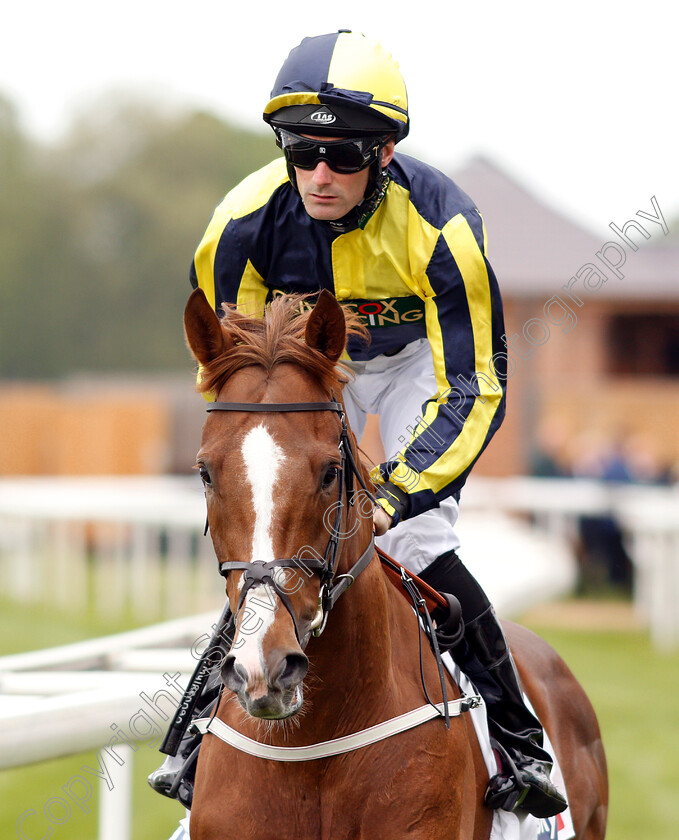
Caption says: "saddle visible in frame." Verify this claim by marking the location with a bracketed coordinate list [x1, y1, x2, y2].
[376, 546, 464, 649]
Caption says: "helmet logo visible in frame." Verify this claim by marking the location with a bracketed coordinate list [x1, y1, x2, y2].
[310, 109, 336, 125]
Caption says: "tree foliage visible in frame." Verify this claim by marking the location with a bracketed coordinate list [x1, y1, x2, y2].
[0, 94, 277, 378]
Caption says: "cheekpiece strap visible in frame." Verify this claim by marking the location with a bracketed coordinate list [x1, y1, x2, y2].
[322, 535, 375, 612]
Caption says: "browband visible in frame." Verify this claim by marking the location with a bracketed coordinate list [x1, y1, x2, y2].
[206, 401, 344, 413]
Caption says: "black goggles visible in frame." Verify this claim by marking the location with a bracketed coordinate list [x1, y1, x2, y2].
[275, 130, 385, 174]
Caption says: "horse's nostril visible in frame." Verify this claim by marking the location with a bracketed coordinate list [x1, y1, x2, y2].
[274, 652, 309, 690]
[221, 654, 247, 692]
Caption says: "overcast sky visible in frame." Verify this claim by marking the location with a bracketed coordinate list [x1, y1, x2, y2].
[2, 0, 677, 236]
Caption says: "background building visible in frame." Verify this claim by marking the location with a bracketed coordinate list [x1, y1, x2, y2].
[455, 157, 679, 484]
[2, 157, 677, 482]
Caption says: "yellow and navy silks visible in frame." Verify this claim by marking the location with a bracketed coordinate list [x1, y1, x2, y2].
[190, 152, 506, 522]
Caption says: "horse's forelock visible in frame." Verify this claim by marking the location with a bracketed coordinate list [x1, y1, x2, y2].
[196, 294, 367, 398]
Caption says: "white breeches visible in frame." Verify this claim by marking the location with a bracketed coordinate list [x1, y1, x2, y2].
[342, 338, 460, 575]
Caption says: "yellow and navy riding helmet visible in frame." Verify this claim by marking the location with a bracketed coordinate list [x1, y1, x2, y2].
[263, 31, 409, 142]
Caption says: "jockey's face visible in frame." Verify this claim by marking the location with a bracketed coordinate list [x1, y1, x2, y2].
[295, 136, 395, 221]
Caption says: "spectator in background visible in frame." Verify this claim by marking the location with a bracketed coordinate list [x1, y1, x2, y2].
[570, 430, 639, 594]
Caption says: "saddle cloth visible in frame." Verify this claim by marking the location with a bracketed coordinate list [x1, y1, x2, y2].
[443, 651, 575, 840]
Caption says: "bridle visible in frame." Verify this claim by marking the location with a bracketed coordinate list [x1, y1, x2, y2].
[201, 398, 468, 733]
[205, 399, 377, 645]
[165, 398, 476, 766]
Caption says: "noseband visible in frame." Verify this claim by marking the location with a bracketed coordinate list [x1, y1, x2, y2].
[205, 399, 376, 644]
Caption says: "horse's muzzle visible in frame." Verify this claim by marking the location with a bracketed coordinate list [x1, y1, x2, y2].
[221, 650, 308, 719]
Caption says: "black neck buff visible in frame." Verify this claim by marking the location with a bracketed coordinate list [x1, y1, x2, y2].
[325, 168, 391, 234]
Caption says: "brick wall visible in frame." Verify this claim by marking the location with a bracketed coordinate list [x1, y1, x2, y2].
[0, 384, 170, 475]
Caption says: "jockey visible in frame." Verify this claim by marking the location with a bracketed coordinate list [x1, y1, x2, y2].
[151, 30, 567, 824]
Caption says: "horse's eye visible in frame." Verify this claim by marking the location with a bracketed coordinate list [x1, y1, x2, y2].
[197, 463, 212, 487]
[321, 465, 340, 491]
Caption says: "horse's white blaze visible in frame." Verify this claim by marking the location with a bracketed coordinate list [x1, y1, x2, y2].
[242, 423, 285, 566]
[234, 424, 286, 685]
[235, 586, 277, 694]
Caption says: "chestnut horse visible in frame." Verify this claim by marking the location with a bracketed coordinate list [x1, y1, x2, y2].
[183, 287, 607, 840]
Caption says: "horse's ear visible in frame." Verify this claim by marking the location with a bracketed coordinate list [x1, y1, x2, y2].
[305, 290, 346, 363]
[184, 288, 234, 365]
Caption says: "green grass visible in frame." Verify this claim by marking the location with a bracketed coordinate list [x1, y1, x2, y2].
[0, 597, 142, 656]
[2, 597, 678, 839]
[519, 613, 679, 840]
[0, 597, 184, 839]
[1, 748, 185, 840]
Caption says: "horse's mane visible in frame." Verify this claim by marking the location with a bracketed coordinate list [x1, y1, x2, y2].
[197, 294, 369, 398]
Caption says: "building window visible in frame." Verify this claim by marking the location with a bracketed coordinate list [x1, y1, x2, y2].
[608, 314, 679, 376]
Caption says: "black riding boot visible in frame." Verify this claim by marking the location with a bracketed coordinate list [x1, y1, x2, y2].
[147, 679, 220, 808]
[419, 550, 567, 819]
[148, 607, 234, 808]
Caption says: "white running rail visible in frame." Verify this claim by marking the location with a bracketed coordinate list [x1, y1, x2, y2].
[1, 475, 676, 645]
[0, 614, 215, 840]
